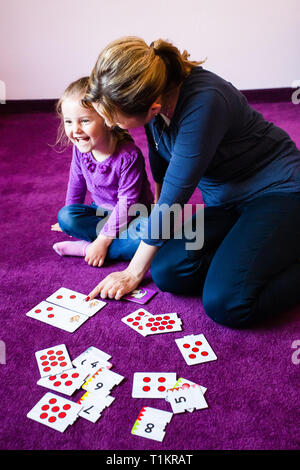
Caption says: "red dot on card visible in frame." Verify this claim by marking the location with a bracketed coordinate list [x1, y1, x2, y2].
[201, 351, 208, 356]
[70, 295, 76, 299]
[163, 316, 170, 320]
[49, 355, 56, 361]
[138, 311, 145, 315]
[41, 361, 49, 366]
[135, 316, 141, 320]
[161, 321, 168, 325]
[182, 383, 190, 389]
[183, 343, 190, 349]
[57, 295, 63, 299]
[153, 322, 160, 326]
[46, 307, 53, 311]
[145, 323, 151, 327]
[143, 377, 151, 383]
[132, 321, 139, 326]
[72, 373, 79, 378]
[40, 355, 47, 360]
[56, 350, 63, 356]
[192, 347, 199, 353]
[40, 413, 48, 419]
[58, 412, 66, 418]
[63, 404, 71, 410]
[158, 386, 166, 392]
[54, 381, 61, 387]
[42, 405, 49, 411]
[35, 309, 41, 313]
[52, 406, 59, 412]
[48, 314, 54, 318]
[138, 326, 143, 330]
[195, 341, 202, 346]
[60, 362, 67, 367]
[61, 373, 68, 379]
[189, 354, 196, 359]
[142, 386, 150, 392]
[127, 318, 133, 322]
[168, 320, 175, 324]
[47, 350, 54, 355]
[58, 356, 65, 361]
[51, 361, 58, 367]
[158, 377, 166, 383]
[156, 316, 162, 321]
[150, 327, 157, 331]
[166, 325, 173, 330]
[49, 398, 57, 404]
[65, 381, 72, 386]
[43, 367, 51, 372]
[48, 416, 56, 423]
[158, 326, 165, 330]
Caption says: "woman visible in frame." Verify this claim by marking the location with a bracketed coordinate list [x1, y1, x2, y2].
[85, 36, 300, 328]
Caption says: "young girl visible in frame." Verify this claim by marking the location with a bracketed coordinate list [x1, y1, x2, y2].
[51, 76, 153, 267]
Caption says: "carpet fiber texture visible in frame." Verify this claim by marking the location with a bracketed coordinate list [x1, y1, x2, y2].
[0, 99, 299, 451]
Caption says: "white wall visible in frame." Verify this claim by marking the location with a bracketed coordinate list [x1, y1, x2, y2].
[0, 0, 299, 99]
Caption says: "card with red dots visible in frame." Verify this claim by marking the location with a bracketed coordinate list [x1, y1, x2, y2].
[37, 368, 88, 396]
[27, 392, 82, 432]
[166, 383, 208, 414]
[175, 334, 217, 365]
[46, 287, 106, 317]
[132, 372, 177, 398]
[121, 308, 151, 337]
[35, 344, 73, 378]
[141, 313, 182, 335]
[131, 406, 173, 442]
[26, 301, 89, 332]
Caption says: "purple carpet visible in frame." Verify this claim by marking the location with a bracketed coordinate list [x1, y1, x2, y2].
[0, 99, 300, 451]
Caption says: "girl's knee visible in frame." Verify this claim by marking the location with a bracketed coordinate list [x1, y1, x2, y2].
[57, 205, 78, 233]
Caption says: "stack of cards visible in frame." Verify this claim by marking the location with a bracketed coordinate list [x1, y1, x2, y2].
[122, 287, 157, 304]
[26, 287, 106, 332]
[122, 309, 182, 337]
[131, 372, 209, 442]
[27, 345, 124, 431]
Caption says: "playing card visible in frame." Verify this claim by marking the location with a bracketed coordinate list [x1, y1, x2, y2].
[131, 406, 173, 442]
[141, 313, 182, 335]
[37, 368, 88, 396]
[175, 334, 217, 365]
[132, 372, 177, 398]
[46, 287, 106, 317]
[35, 344, 73, 378]
[77, 390, 115, 423]
[27, 392, 82, 432]
[121, 308, 151, 336]
[123, 287, 157, 304]
[26, 301, 88, 332]
[82, 368, 124, 395]
[166, 384, 208, 414]
[72, 346, 112, 376]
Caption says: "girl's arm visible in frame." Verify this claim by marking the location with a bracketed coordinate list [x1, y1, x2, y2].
[87, 241, 159, 300]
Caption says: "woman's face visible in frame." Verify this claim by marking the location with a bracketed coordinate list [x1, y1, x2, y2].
[92, 103, 161, 129]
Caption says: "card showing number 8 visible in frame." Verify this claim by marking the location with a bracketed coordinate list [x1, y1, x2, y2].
[131, 406, 173, 442]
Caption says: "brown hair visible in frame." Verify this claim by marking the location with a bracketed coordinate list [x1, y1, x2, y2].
[85, 36, 205, 124]
[55, 76, 133, 149]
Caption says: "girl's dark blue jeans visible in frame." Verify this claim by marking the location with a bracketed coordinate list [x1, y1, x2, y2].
[150, 192, 300, 328]
[57, 202, 148, 261]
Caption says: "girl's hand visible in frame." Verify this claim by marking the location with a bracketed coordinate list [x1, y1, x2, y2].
[84, 235, 112, 267]
[51, 223, 62, 232]
[87, 267, 142, 300]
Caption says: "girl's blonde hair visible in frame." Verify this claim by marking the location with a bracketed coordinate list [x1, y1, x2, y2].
[85, 36, 205, 124]
[55, 76, 133, 148]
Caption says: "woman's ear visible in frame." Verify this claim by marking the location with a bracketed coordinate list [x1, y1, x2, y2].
[148, 101, 162, 119]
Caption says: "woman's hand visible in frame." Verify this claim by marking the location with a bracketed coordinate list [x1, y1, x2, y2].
[87, 267, 142, 301]
[86, 241, 159, 301]
[51, 222, 62, 232]
[84, 235, 113, 267]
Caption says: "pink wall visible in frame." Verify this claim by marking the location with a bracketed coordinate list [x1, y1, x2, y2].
[1, 0, 299, 99]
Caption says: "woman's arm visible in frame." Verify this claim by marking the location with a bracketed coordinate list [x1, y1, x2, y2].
[87, 241, 159, 300]
[154, 182, 162, 203]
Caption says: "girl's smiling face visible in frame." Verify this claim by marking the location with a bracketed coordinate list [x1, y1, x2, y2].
[62, 94, 109, 153]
